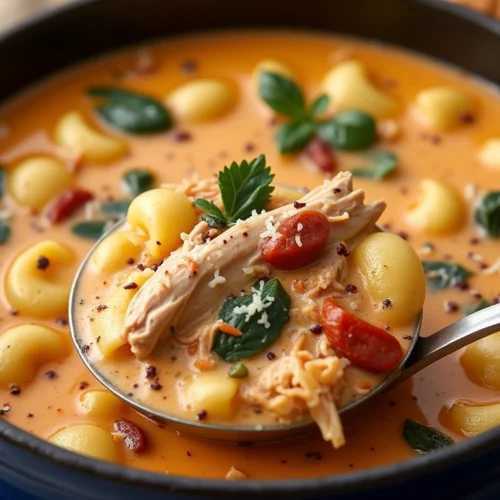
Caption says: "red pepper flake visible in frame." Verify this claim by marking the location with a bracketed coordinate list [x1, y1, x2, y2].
[55, 317, 68, 326]
[9, 385, 21, 396]
[78, 381, 89, 390]
[145, 365, 157, 379]
[126, 257, 135, 265]
[196, 409, 207, 420]
[469, 237, 480, 245]
[455, 281, 470, 291]
[44, 370, 58, 380]
[309, 323, 323, 335]
[46, 188, 94, 223]
[96, 305, 107, 314]
[294, 201, 306, 209]
[113, 419, 147, 453]
[180, 59, 198, 74]
[396, 231, 409, 240]
[304, 451, 323, 463]
[492, 295, 500, 305]
[10, 309, 18, 316]
[242, 232, 248, 237]
[150, 381, 162, 391]
[225, 293, 237, 302]
[266, 352, 276, 360]
[137, 263, 146, 271]
[333, 188, 342, 194]
[478, 262, 489, 270]
[336, 242, 350, 257]
[305, 137, 336, 173]
[36, 255, 50, 270]
[172, 130, 192, 142]
[27, 413, 34, 418]
[186, 450, 192, 457]
[156, 241, 161, 246]
[444, 300, 460, 313]
[243, 142, 255, 152]
[460, 112, 475, 124]
[345, 284, 358, 294]
[470, 289, 483, 299]
[123, 282, 138, 290]
[403, 335, 413, 340]
[382, 298, 392, 309]
[151, 264, 159, 272]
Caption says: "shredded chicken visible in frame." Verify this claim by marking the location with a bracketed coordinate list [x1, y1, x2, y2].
[124, 172, 385, 359]
[244, 347, 346, 448]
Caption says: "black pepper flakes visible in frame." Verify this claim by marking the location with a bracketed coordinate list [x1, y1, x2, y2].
[403, 335, 413, 341]
[123, 282, 138, 290]
[9, 385, 21, 396]
[156, 241, 161, 246]
[81, 344, 90, 354]
[180, 59, 198, 74]
[345, 284, 358, 294]
[294, 201, 306, 209]
[55, 317, 68, 326]
[396, 231, 409, 240]
[243, 142, 255, 152]
[336, 242, 350, 257]
[126, 257, 135, 265]
[455, 281, 470, 291]
[225, 293, 237, 302]
[186, 450, 192, 457]
[96, 304, 107, 313]
[444, 300, 460, 313]
[197, 409, 207, 420]
[172, 130, 192, 142]
[243, 232, 248, 237]
[137, 263, 146, 271]
[460, 112, 475, 124]
[44, 370, 58, 380]
[150, 381, 162, 391]
[36, 255, 50, 270]
[27, 413, 34, 418]
[145, 365, 157, 379]
[78, 381, 89, 390]
[309, 323, 323, 335]
[333, 188, 341, 194]
[266, 352, 276, 360]
[381, 298, 392, 309]
[304, 451, 323, 464]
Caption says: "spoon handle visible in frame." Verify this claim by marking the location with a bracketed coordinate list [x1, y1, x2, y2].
[399, 303, 500, 382]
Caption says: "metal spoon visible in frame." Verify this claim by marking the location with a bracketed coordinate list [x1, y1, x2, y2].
[69, 221, 500, 443]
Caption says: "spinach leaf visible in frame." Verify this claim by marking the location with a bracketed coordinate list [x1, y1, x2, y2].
[276, 120, 316, 154]
[101, 200, 131, 216]
[309, 94, 329, 118]
[87, 87, 172, 134]
[258, 72, 307, 120]
[213, 278, 291, 362]
[0, 221, 11, 245]
[403, 419, 453, 454]
[0, 167, 5, 198]
[72, 220, 107, 240]
[201, 214, 227, 229]
[122, 169, 154, 196]
[318, 110, 376, 150]
[422, 261, 473, 290]
[475, 191, 500, 237]
[465, 299, 490, 316]
[350, 151, 398, 180]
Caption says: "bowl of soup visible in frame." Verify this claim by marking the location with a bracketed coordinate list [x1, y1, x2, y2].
[1, 0, 500, 498]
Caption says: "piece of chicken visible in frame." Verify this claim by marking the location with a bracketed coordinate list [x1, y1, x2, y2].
[123, 172, 385, 359]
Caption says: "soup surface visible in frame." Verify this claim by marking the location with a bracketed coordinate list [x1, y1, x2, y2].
[0, 30, 500, 479]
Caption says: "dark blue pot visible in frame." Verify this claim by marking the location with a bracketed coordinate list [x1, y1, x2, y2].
[1, 0, 500, 498]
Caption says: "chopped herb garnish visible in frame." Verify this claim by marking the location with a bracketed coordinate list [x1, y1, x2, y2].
[422, 261, 473, 290]
[194, 154, 274, 228]
[403, 419, 453, 453]
[87, 87, 172, 134]
[317, 110, 376, 150]
[275, 120, 316, 155]
[464, 299, 490, 316]
[475, 191, 500, 238]
[71, 220, 107, 240]
[122, 169, 154, 196]
[101, 200, 131, 216]
[213, 278, 291, 362]
[0, 221, 11, 245]
[228, 363, 249, 379]
[350, 151, 398, 180]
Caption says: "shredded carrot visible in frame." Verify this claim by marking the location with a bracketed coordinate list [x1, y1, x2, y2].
[356, 380, 373, 390]
[184, 256, 198, 275]
[187, 342, 199, 356]
[194, 359, 216, 371]
[292, 279, 305, 293]
[218, 322, 243, 337]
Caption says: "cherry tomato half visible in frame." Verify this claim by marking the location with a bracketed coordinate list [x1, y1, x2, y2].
[321, 297, 403, 372]
[46, 188, 94, 223]
[261, 210, 330, 270]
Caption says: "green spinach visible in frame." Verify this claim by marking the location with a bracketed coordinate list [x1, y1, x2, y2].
[122, 169, 154, 196]
[403, 419, 453, 454]
[350, 151, 398, 180]
[475, 191, 500, 237]
[422, 261, 473, 290]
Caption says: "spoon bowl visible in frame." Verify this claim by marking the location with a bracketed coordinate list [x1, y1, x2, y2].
[69, 218, 500, 443]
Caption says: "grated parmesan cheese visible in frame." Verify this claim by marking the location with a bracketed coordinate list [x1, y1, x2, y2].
[242, 267, 255, 275]
[208, 269, 226, 288]
[259, 216, 282, 241]
[295, 235, 303, 247]
[257, 311, 271, 329]
[233, 280, 274, 323]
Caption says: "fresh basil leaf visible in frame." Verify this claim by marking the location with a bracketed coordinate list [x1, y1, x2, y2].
[101, 200, 131, 216]
[0, 221, 11, 245]
[465, 299, 490, 316]
[122, 169, 154, 196]
[276, 120, 316, 154]
[0, 167, 5, 198]
[403, 419, 453, 454]
[318, 110, 376, 150]
[422, 261, 473, 290]
[193, 199, 225, 221]
[213, 278, 291, 362]
[87, 87, 172, 134]
[309, 94, 329, 118]
[258, 72, 307, 120]
[351, 151, 398, 180]
[72, 220, 107, 240]
[475, 191, 500, 237]
[201, 214, 227, 228]
[218, 154, 274, 223]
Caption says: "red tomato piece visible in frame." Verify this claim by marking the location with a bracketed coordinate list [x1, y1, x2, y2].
[261, 210, 330, 270]
[305, 137, 337, 173]
[321, 297, 403, 372]
[46, 188, 94, 223]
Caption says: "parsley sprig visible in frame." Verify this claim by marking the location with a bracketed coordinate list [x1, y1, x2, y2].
[194, 154, 274, 228]
[258, 71, 376, 154]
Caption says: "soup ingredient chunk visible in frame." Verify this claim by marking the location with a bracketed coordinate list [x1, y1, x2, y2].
[403, 419, 453, 453]
[446, 401, 500, 437]
[260, 210, 330, 270]
[475, 191, 500, 237]
[321, 298, 403, 372]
